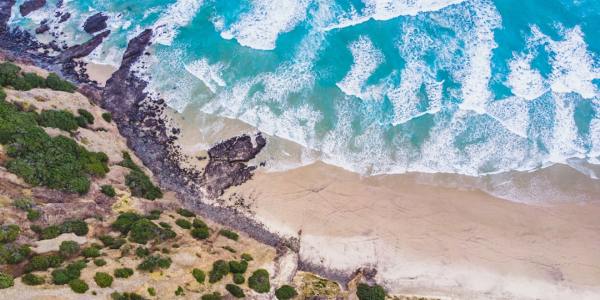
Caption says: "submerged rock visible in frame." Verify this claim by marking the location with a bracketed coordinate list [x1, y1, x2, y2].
[35, 23, 50, 34]
[83, 12, 108, 34]
[19, 0, 46, 17]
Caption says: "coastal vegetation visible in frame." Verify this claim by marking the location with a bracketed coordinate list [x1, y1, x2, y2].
[356, 283, 386, 300]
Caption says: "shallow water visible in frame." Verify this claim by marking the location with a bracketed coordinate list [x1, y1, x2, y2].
[9, 0, 600, 199]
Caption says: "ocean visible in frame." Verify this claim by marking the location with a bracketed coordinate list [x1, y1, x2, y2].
[9, 0, 600, 198]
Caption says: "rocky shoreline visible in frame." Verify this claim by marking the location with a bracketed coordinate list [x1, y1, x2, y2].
[0, 1, 362, 286]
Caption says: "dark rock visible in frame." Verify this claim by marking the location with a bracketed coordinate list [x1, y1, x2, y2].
[83, 12, 108, 34]
[57, 30, 110, 62]
[208, 134, 266, 162]
[35, 23, 50, 34]
[58, 12, 70, 23]
[19, 0, 46, 17]
[0, 0, 15, 34]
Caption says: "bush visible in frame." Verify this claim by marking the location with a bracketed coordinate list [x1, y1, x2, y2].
[81, 246, 101, 258]
[175, 286, 185, 296]
[27, 209, 42, 221]
[128, 218, 160, 244]
[94, 272, 113, 288]
[176, 208, 194, 218]
[111, 212, 142, 234]
[125, 170, 163, 200]
[175, 219, 191, 229]
[111, 292, 146, 300]
[102, 112, 112, 122]
[45, 73, 76, 93]
[101, 185, 116, 197]
[208, 260, 230, 283]
[21, 273, 44, 286]
[248, 269, 270, 293]
[191, 227, 209, 240]
[94, 258, 107, 266]
[0, 62, 20, 87]
[59, 220, 89, 236]
[356, 283, 385, 300]
[275, 285, 298, 300]
[137, 255, 171, 272]
[201, 292, 222, 300]
[229, 260, 248, 274]
[0, 243, 31, 264]
[13, 197, 34, 210]
[77, 109, 94, 125]
[192, 218, 207, 228]
[158, 222, 171, 229]
[233, 273, 245, 284]
[146, 210, 161, 220]
[59, 240, 80, 257]
[22, 72, 46, 89]
[51, 264, 82, 285]
[192, 268, 205, 283]
[226, 284, 245, 298]
[25, 254, 63, 272]
[40, 225, 61, 240]
[37, 109, 80, 132]
[241, 253, 253, 261]
[69, 278, 89, 294]
[135, 247, 150, 258]
[0, 272, 14, 289]
[0, 224, 20, 243]
[219, 229, 239, 241]
[114, 267, 134, 278]
[147, 287, 156, 296]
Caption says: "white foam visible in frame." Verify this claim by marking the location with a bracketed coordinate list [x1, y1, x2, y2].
[507, 54, 547, 101]
[485, 97, 530, 138]
[323, 0, 466, 31]
[336, 36, 385, 101]
[184, 58, 226, 93]
[219, 0, 311, 50]
[152, 0, 204, 46]
[549, 93, 586, 163]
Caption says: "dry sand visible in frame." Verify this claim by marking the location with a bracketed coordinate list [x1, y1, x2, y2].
[83, 61, 116, 86]
[222, 162, 600, 300]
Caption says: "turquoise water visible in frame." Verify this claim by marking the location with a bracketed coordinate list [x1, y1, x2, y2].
[9, 0, 600, 177]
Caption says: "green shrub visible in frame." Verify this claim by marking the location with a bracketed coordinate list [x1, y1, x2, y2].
[229, 260, 248, 274]
[13, 197, 34, 210]
[248, 269, 270, 293]
[45, 73, 76, 93]
[219, 229, 239, 241]
[128, 218, 160, 244]
[25, 254, 63, 272]
[201, 292, 222, 300]
[22, 72, 46, 89]
[146, 210, 161, 220]
[40, 225, 61, 240]
[208, 260, 230, 283]
[191, 227, 209, 240]
[77, 109, 94, 125]
[356, 283, 385, 300]
[81, 246, 101, 258]
[135, 247, 150, 258]
[21, 273, 44, 286]
[101, 185, 116, 197]
[102, 112, 112, 123]
[0, 272, 14, 289]
[94, 272, 113, 288]
[147, 287, 156, 296]
[241, 253, 253, 261]
[118, 152, 141, 171]
[0, 224, 20, 243]
[275, 285, 298, 300]
[192, 218, 207, 228]
[59, 220, 89, 236]
[175, 286, 185, 296]
[110, 292, 146, 300]
[59, 240, 80, 257]
[0, 62, 20, 87]
[226, 284, 245, 298]
[37, 109, 80, 132]
[175, 219, 191, 229]
[125, 170, 163, 200]
[27, 209, 42, 221]
[158, 222, 171, 229]
[137, 255, 171, 272]
[114, 267, 134, 278]
[50, 261, 86, 284]
[192, 268, 205, 283]
[69, 278, 89, 294]
[0, 243, 31, 264]
[94, 258, 107, 266]
[233, 273, 245, 284]
[111, 212, 142, 234]
[176, 208, 194, 218]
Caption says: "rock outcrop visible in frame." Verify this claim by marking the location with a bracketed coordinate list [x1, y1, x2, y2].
[83, 12, 108, 34]
[0, 0, 15, 34]
[19, 0, 46, 17]
[57, 30, 111, 62]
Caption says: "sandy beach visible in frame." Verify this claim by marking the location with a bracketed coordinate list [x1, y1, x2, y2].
[217, 162, 600, 299]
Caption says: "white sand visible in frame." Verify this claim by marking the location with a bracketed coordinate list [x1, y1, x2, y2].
[224, 162, 600, 300]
